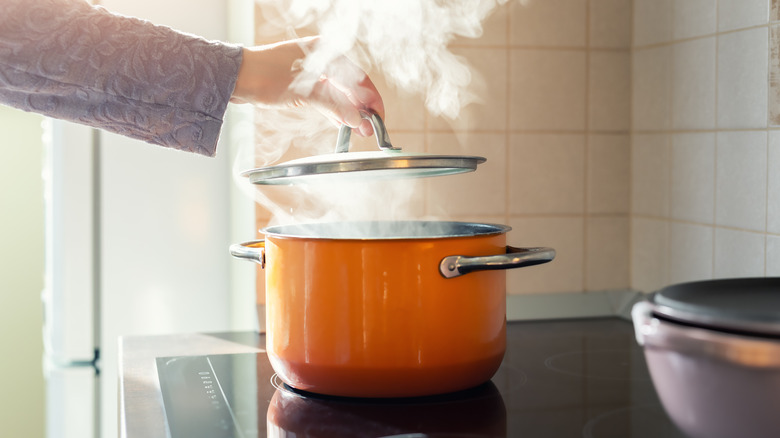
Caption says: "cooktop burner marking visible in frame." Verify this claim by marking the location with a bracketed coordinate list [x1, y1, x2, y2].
[206, 357, 247, 438]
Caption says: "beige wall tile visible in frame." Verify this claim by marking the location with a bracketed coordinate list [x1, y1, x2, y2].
[669, 222, 714, 284]
[510, 0, 587, 47]
[585, 217, 629, 291]
[590, 0, 632, 48]
[670, 133, 715, 224]
[718, 28, 769, 129]
[588, 134, 630, 214]
[428, 47, 508, 132]
[673, 0, 717, 40]
[631, 217, 669, 292]
[629, 0, 778, 292]
[632, 134, 670, 217]
[374, 73, 426, 132]
[509, 134, 586, 214]
[718, 0, 769, 32]
[715, 131, 767, 232]
[714, 228, 766, 278]
[507, 217, 584, 294]
[426, 132, 506, 217]
[448, 215, 506, 226]
[768, 131, 780, 233]
[774, 0, 780, 22]
[453, 2, 509, 47]
[634, 0, 672, 46]
[510, 49, 587, 130]
[589, 51, 631, 131]
[769, 25, 780, 126]
[767, 235, 780, 275]
[347, 131, 425, 154]
[632, 47, 671, 131]
[672, 37, 716, 129]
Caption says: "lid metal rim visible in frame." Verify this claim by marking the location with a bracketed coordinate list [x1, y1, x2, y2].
[242, 155, 487, 184]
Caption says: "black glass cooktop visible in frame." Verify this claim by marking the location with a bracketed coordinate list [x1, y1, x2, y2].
[156, 318, 686, 438]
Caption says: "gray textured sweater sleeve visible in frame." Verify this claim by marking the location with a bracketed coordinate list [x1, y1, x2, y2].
[0, 0, 243, 156]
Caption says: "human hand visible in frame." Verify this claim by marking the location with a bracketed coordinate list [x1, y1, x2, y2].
[230, 36, 384, 137]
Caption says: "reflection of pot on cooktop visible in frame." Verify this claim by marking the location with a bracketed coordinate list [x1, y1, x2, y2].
[266, 379, 507, 438]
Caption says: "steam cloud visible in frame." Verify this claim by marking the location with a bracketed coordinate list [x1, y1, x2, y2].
[256, 0, 510, 119]
[236, 0, 512, 230]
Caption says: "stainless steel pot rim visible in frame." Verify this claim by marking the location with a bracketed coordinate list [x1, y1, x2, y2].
[260, 220, 512, 240]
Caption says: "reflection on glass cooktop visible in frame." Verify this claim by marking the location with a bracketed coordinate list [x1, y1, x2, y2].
[156, 318, 687, 438]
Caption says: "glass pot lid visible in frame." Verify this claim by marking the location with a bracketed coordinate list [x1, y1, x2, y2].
[241, 111, 486, 185]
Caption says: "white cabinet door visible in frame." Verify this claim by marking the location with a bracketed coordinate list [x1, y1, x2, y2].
[43, 120, 96, 365]
[45, 364, 97, 438]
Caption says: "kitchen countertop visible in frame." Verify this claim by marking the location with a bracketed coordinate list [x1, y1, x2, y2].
[119, 318, 685, 438]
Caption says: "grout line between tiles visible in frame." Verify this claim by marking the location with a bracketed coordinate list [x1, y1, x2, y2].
[664, 0, 673, 288]
[505, 1, 512, 230]
[630, 213, 780, 237]
[628, 0, 635, 291]
[633, 127, 780, 134]
[766, 132, 771, 276]
[712, 1, 720, 278]
[634, 22, 773, 52]
[511, 212, 630, 219]
[583, 0, 591, 292]
[767, 21, 772, 276]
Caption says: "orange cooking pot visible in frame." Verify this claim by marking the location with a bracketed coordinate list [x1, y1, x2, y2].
[230, 221, 554, 398]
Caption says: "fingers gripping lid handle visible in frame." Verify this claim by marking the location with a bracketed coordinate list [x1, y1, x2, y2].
[335, 110, 399, 153]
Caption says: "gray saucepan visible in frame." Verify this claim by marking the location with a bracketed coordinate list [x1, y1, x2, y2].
[632, 277, 780, 438]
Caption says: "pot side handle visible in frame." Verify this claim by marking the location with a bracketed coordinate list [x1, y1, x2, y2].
[229, 240, 266, 268]
[439, 246, 555, 279]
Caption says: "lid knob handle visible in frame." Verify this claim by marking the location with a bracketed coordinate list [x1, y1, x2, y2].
[335, 110, 400, 153]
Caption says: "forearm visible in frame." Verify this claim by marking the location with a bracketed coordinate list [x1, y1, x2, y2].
[0, 0, 242, 156]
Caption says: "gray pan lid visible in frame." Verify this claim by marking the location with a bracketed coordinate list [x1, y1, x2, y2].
[241, 111, 486, 185]
[652, 277, 780, 337]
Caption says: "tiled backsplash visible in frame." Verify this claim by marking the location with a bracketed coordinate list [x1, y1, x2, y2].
[443, 0, 632, 295]
[251, 0, 779, 298]
[632, 0, 780, 292]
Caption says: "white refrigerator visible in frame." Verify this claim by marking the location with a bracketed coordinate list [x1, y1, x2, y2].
[41, 1, 257, 437]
